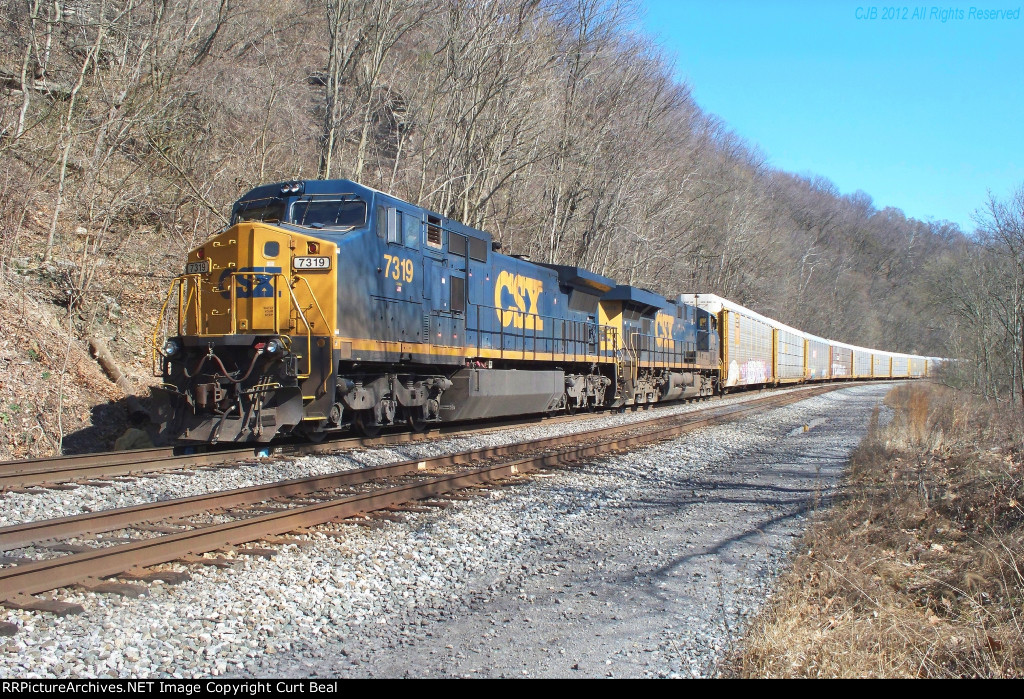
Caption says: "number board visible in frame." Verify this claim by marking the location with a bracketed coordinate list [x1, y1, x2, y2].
[185, 260, 210, 274]
[293, 256, 332, 270]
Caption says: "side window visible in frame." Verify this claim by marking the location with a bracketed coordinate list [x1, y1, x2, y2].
[427, 215, 443, 248]
[402, 212, 420, 248]
[449, 232, 467, 257]
[451, 275, 466, 314]
[387, 208, 400, 243]
[376, 205, 386, 239]
[468, 237, 487, 262]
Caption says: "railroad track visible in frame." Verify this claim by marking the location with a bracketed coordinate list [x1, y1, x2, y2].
[0, 408, 625, 489]
[0, 381, 867, 489]
[0, 383, 845, 620]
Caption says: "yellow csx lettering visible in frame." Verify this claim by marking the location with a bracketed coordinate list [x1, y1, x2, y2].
[655, 312, 675, 349]
[494, 270, 544, 330]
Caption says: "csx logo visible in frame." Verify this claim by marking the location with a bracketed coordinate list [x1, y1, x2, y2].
[494, 270, 544, 330]
[218, 267, 282, 299]
[655, 312, 674, 349]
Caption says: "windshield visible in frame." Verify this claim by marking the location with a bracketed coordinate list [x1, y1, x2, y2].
[291, 199, 366, 229]
[234, 198, 285, 224]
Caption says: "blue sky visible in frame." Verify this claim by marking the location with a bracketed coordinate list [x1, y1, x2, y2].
[637, 0, 1023, 233]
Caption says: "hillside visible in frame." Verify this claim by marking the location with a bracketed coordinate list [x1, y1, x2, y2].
[0, 0, 971, 457]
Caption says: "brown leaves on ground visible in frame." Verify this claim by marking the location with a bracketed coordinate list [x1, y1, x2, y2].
[729, 383, 1024, 678]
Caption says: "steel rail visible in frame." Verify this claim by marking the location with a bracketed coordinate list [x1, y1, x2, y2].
[0, 383, 844, 602]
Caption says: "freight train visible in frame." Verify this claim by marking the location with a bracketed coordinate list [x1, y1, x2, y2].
[150, 179, 936, 444]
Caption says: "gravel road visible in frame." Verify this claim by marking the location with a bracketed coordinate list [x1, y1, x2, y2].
[0, 383, 891, 678]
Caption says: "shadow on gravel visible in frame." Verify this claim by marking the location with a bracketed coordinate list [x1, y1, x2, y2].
[644, 507, 809, 581]
[615, 473, 837, 596]
[61, 396, 157, 454]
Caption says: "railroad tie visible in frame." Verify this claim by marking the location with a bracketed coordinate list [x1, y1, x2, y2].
[133, 524, 188, 534]
[176, 554, 236, 568]
[46, 543, 94, 554]
[0, 555, 32, 565]
[263, 536, 314, 548]
[342, 519, 387, 530]
[232, 547, 277, 559]
[120, 567, 191, 585]
[307, 530, 351, 539]
[3, 593, 85, 616]
[76, 577, 147, 598]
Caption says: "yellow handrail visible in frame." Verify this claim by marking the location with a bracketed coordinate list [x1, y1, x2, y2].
[151, 278, 180, 376]
[152, 271, 326, 380]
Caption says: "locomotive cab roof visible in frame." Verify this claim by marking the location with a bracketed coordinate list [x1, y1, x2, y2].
[229, 178, 494, 248]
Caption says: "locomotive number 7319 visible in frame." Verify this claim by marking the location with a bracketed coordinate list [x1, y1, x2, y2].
[293, 256, 332, 270]
[383, 254, 414, 283]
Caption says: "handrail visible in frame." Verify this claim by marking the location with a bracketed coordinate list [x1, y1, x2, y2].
[625, 331, 706, 374]
[152, 271, 327, 380]
[293, 276, 333, 387]
[276, 275, 314, 379]
[151, 279, 180, 376]
[462, 303, 617, 361]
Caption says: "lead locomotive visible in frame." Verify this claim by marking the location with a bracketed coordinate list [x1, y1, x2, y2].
[152, 179, 720, 443]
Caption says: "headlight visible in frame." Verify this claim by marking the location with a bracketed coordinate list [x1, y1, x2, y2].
[266, 338, 284, 354]
[162, 339, 181, 356]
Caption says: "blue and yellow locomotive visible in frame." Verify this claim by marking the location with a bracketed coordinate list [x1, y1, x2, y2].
[152, 179, 721, 443]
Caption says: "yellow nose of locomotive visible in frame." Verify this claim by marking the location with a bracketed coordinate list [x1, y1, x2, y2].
[152, 222, 338, 443]
[179, 222, 337, 339]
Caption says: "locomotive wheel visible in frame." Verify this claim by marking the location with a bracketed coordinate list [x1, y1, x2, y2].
[302, 427, 328, 443]
[565, 395, 577, 416]
[355, 410, 381, 438]
[405, 408, 429, 433]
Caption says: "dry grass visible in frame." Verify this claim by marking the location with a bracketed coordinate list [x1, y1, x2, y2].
[729, 382, 1024, 677]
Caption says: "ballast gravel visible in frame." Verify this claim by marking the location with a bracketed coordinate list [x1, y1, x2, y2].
[0, 383, 892, 678]
[0, 384, 816, 528]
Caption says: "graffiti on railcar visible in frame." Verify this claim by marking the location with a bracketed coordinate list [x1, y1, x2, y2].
[727, 359, 770, 386]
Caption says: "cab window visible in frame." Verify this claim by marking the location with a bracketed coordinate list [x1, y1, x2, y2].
[291, 199, 366, 229]
[234, 198, 285, 224]
[402, 212, 421, 248]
